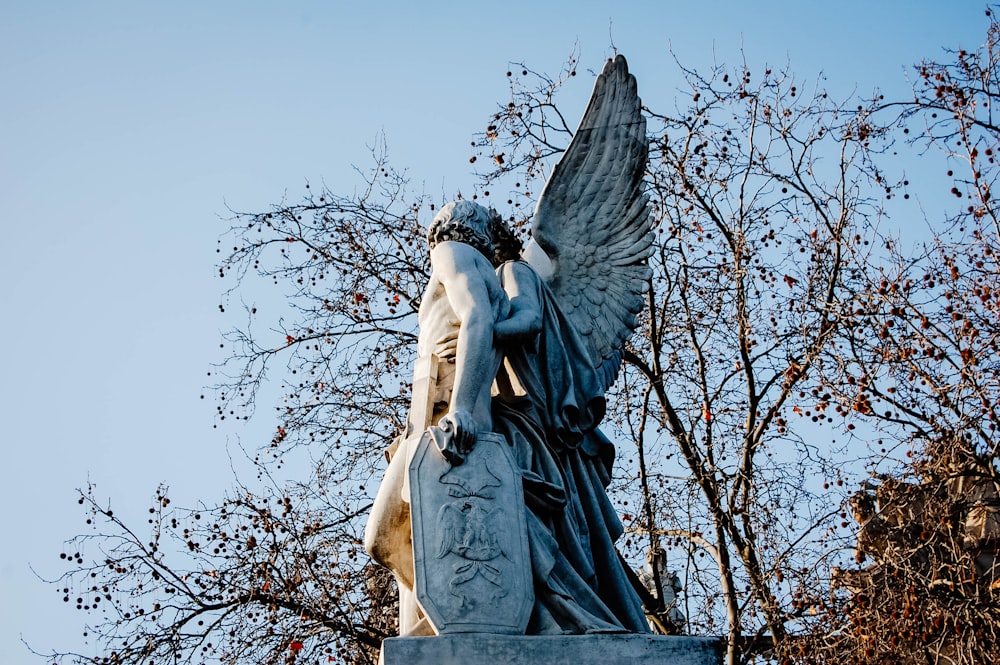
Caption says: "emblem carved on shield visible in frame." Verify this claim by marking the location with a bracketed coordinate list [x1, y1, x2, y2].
[409, 431, 533, 634]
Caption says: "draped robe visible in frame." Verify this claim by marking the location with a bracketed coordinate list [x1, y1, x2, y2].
[492, 260, 649, 634]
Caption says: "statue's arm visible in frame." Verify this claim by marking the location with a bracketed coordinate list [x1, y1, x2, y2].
[429, 242, 497, 447]
[494, 261, 542, 343]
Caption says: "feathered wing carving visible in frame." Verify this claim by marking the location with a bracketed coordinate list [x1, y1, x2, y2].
[527, 54, 652, 392]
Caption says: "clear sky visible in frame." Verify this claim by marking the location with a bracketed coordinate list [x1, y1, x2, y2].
[0, 1, 986, 661]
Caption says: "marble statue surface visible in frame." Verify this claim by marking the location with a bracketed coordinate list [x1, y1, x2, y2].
[381, 634, 723, 665]
[409, 431, 533, 634]
[365, 54, 654, 638]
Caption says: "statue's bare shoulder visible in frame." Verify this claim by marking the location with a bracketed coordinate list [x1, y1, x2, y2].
[429, 240, 507, 321]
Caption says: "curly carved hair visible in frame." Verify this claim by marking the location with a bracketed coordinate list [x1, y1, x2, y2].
[427, 201, 494, 259]
[427, 200, 523, 267]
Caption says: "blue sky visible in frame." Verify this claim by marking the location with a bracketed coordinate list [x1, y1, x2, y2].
[0, 2, 986, 661]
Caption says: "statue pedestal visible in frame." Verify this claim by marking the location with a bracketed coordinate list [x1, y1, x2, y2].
[380, 634, 722, 665]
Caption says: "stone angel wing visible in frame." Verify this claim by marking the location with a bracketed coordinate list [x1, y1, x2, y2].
[527, 55, 652, 392]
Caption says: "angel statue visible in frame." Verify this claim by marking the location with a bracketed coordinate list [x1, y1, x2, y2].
[365, 55, 653, 638]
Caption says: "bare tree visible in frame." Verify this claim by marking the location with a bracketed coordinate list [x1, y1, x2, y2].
[788, 9, 1000, 664]
[43, 154, 429, 665]
[48, 473, 392, 665]
[45, 25, 1000, 664]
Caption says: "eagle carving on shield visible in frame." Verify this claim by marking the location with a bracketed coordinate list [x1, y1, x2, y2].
[436, 497, 509, 607]
[436, 498, 505, 561]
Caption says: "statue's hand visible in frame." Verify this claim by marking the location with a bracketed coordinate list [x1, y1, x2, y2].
[433, 329, 459, 359]
[436, 410, 477, 465]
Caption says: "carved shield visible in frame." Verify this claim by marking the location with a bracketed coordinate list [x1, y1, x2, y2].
[408, 431, 533, 634]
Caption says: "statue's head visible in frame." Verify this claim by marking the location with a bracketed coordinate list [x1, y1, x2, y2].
[427, 200, 522, 267]
[427, 200, 495, 259]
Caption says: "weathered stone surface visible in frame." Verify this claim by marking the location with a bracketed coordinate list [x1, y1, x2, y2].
[367, 56, 660, 638]
[409, 432, 533, 634]
[381, 634, 723, 665]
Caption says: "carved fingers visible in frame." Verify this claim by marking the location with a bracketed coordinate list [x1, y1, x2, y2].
[433, 329, 460, 359]
[435, 410, 478, 465]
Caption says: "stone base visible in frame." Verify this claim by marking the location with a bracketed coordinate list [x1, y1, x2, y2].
[381, 633, 722, 665]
